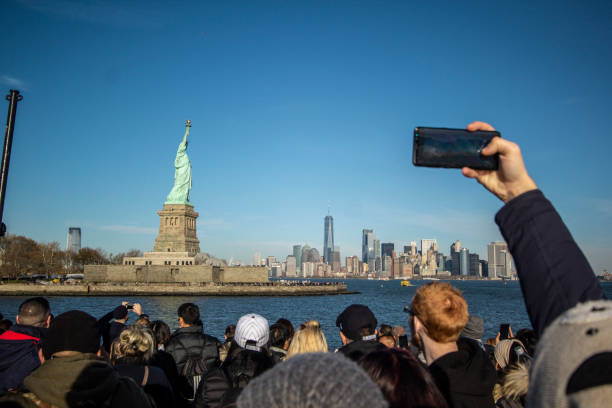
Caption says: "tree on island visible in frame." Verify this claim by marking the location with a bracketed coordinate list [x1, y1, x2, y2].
[110, 249, 142, 265]
[73, 247, 109, 268]
[0, 234, 143, 279]
[0, 235, 43, 279]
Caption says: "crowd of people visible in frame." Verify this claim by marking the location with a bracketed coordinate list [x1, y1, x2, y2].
[0, 122, 610, 408]
[0, 295, 539, 408]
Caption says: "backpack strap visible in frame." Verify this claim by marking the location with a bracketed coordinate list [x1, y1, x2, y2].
[141, 366, 149, 386]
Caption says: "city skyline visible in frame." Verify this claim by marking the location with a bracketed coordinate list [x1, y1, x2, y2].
[253, 226, 505, 279]
[1, 1, 611, 273]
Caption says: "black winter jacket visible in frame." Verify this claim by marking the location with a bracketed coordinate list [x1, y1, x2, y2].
[429, 338, 497, 408]
[193, 342, 274, 408]
[337, 339, 387, 362]
[98, 310, 126, 352]
[166, 325, 221, 375]
[0, 324, 46, 394]
[115, 361, 174, 408]
[150, 350, 181, 392]
[495, 190, 606, 337]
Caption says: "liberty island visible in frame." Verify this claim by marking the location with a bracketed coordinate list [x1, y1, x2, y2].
[0, 122, 350, 296]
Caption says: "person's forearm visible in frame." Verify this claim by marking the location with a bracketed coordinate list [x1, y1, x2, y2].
[495, 190, 605, 337]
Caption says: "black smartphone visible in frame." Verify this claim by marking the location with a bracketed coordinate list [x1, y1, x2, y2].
[499, 323, 510, 340]
[413, 126, 500, 170]
[126, 304, 134, 310]
[398, 334, 409, 349]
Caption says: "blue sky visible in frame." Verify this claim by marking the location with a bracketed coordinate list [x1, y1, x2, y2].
[1, 0, 611, 272]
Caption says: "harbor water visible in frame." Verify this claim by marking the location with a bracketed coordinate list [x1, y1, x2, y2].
[1, 279, 611, 351]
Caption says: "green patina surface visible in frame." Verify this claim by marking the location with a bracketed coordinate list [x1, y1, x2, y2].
[165, 121, 193, 205]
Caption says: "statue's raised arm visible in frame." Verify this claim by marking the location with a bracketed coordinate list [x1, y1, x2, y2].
[165, 120, 193, 205]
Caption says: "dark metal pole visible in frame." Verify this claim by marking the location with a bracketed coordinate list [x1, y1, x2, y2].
[0, 89, 23, 236]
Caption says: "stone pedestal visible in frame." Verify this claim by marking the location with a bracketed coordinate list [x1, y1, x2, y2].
[153, 204, 200, 255]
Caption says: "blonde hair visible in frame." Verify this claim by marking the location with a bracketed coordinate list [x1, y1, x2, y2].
[114, 324, 155, 363]
[286, 320, 328, 359]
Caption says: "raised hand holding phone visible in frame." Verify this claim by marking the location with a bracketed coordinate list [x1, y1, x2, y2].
[461, 121, 538, 203]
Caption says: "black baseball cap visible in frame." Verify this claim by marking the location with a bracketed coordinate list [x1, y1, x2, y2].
[336, 304, 378, 341]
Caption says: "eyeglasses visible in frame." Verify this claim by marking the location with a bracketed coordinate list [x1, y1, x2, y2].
[403, 305, 416, 316]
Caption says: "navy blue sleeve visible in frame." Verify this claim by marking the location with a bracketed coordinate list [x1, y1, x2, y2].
[495, 189, 605, 337]
[98, 310, 114, 352]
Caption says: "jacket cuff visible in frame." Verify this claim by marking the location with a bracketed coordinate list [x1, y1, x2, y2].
[495, 189, 548, 231]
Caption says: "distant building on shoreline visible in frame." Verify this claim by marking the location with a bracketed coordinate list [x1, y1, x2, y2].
[66, 227, 81, 253]
[323, 211, 334, 265]
[488, 241, 512, 278]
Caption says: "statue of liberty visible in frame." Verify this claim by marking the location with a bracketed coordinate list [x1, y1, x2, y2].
[165, 120, 192, 205]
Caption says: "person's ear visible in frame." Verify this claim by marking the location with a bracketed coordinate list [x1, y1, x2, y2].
[16, 316, 21, 325]
[413, 316, 425, 334]
[45, 314, 51, 328]
[339, 330, 348, 345]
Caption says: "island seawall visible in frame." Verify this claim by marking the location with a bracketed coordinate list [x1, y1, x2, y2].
[0, 264, 357, 297]
[0, 282, 355, 296]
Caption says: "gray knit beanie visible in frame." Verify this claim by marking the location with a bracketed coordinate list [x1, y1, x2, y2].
[527, 299, 612, 408]
[237, 352, 388, 408]
[460, 314, 484, 340]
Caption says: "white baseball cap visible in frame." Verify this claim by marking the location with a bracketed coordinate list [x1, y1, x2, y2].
[235, 313, 269, 350]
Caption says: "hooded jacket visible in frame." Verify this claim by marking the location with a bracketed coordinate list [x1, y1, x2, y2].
[0, 324, 46, 394]
[0, 352, 153, 408]
[429, 338, 497, 408]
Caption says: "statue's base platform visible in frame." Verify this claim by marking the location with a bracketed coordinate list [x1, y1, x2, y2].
[153, 204, 200, 255]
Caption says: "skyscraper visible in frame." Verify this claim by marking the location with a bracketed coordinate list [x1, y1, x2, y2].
[323, 212, 334, 264]
[302, 246, 320, 263]
[253, 252, 261, 266]
[450, 240, 461, 276]
[421, 239, 436, 255]
[66, 227, 81, 253]
[362, 229, 375, 263]
[460, 247, 470, 276]
[331, 249, 341, 272]
[480, 259, 489, 278]
[469, 253, 481, 276]
[293, 245, 302, 271]
[286, 255, 296, 277]
[488, 242, 512, 278]
[381, 243, 394, 258]
[381, 243, 394, 272]
[404, 241, 417, 256]
[374, 239, 381, 271]
[301, 244, 311, 264]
